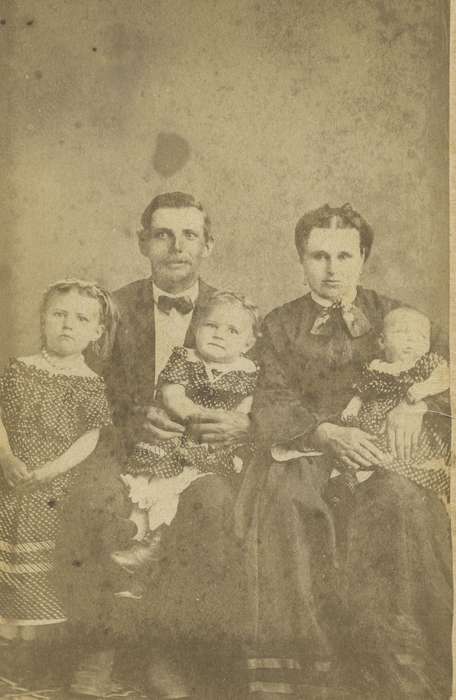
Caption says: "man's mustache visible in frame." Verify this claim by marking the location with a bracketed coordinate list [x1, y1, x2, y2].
[163, 257, 191, 264]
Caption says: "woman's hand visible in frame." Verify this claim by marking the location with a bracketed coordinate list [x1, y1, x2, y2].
[313, 423, 391, 470]
[385, 400, 426, 462]
[1, 455, 31, 488]
[187, 409, 251, 447]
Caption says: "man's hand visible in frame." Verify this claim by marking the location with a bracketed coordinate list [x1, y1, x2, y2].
[1, 455, 31, 488]
[187, 409, 251, 446]
[386, 400, 426, 462]
[313, 423, 391, 470]
[141, 405, 186, 441]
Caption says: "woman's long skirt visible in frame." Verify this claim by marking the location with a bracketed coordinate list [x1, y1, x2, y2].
[240, 458, 452, 698]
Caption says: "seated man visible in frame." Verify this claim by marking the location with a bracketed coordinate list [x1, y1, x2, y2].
[60, 192, 251, 699]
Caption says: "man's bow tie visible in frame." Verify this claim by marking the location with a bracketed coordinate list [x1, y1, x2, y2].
[157, 295, 194, 315]
[310, 300, 371, 338]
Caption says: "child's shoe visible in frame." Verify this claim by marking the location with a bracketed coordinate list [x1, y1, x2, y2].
[114, 580, 146, 600]
[111, 542, 155, 572]
[111, 529, 162, 573]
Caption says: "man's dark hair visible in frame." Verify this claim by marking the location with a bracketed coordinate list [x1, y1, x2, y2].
[295, 203, 374, 260]
[140, 192, 211, 241]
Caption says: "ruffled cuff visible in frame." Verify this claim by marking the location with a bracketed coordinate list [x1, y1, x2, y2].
[269, 413, 340, 462]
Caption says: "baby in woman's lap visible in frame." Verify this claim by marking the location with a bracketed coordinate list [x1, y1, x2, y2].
[332, 306, 450, 500]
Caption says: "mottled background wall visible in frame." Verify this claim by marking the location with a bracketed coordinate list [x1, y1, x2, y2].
[1, 0, 449, 363]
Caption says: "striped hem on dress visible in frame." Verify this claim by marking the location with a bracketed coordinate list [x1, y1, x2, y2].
[0, 616, 66, 625]
[247, 657, 302, 695]
[249, 681, 296, 694]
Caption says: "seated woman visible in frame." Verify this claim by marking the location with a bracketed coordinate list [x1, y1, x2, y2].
[236, 203, 451, 699]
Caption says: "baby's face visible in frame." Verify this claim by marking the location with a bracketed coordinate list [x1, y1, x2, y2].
[196, 304, 255, 363]
[381, 312, 430, 364]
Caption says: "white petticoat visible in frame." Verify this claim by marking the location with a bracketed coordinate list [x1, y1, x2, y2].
[121, 468, 209, 533]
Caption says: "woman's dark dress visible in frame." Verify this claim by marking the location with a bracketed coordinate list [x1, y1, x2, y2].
[235, 288, 452, 698]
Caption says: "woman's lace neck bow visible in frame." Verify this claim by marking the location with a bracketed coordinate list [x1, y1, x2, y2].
[310, 299, 371, 338]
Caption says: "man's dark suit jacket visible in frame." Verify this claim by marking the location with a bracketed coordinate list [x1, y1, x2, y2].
[105, 276, 216, 443]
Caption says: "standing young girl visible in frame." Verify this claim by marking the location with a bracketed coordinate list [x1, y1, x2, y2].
[0, 279, 116, 644]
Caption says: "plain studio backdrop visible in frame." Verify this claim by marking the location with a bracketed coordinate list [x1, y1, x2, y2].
[0, 0, 449, 364]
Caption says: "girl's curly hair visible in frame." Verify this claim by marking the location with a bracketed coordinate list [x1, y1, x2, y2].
[40, 278, 118, 360]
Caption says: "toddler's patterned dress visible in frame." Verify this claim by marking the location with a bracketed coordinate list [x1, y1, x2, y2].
[122, 346, 258, 529]
[340, 352, 450, 500]
[0, 359, 111, 625]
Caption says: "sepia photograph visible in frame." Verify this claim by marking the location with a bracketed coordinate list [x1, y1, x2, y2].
[0, 1, 452, 698]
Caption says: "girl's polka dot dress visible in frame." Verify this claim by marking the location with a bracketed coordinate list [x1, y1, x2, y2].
[126, 346, 259, 479]
[341, 353, 450, 499]
[0, 359, 111, 625]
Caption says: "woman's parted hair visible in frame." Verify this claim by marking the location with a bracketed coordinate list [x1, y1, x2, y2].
[198, 291, 262, 340]
[295, 203, 374, 260]
[40, 278, 119, 360]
